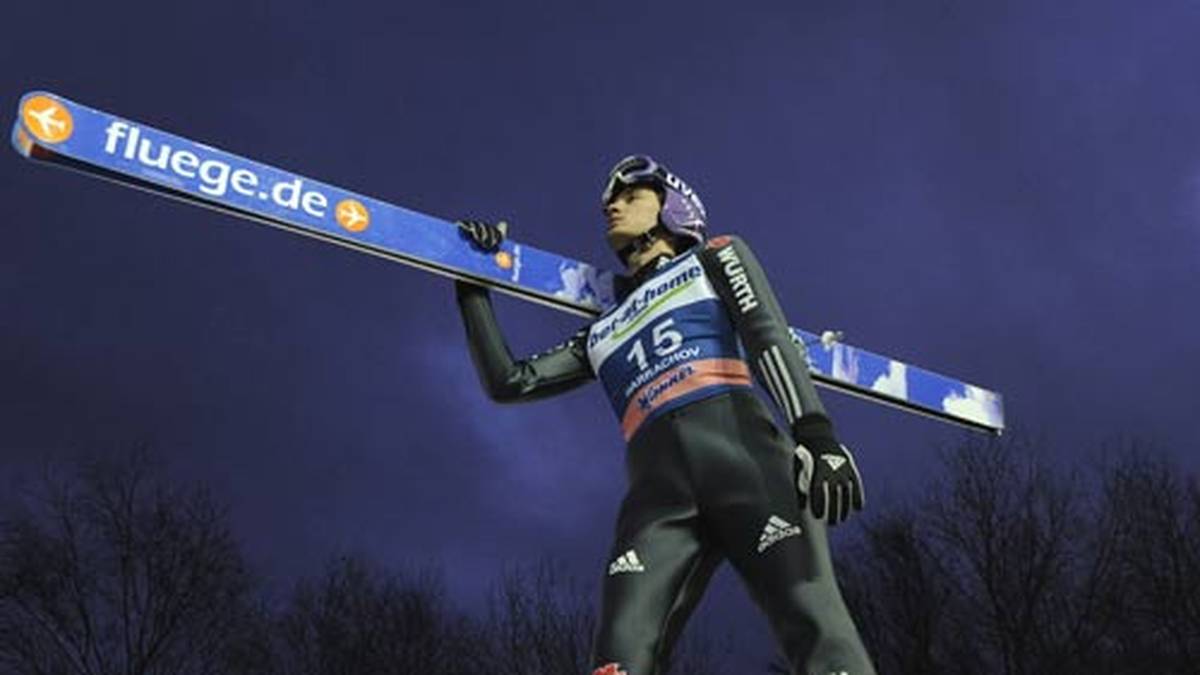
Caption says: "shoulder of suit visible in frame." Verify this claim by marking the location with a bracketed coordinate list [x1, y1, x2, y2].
[703, 234, 745, 251]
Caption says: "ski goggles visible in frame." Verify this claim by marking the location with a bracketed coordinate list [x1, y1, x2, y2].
[601, 155, 667, 205]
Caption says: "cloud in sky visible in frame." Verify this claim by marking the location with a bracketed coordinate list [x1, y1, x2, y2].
[414, 340, 618, 523]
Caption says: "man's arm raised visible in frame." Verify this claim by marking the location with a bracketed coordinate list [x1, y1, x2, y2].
[454, 221, 595, 403]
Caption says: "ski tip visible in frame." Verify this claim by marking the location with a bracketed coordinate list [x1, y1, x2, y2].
[11, 117, 33, 157]
[18, 89, 59, 102]
[13, 90, 75, 156]
[16, 89, 64, 121]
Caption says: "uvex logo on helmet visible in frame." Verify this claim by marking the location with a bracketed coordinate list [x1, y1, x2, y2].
[663, 171, 706, 220]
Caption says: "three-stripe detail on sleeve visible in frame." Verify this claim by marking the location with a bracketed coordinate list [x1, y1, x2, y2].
[758, 345, 804, 424]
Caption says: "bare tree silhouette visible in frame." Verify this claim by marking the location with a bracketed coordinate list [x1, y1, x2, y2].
[273, 555, 729, 674]
[33, 435, 1198, 674]
[477, 560, 596, 674]
[835, 433, 1200, 675]
[836, 505, 967, 675]
[922, 433, 1113, 674]
[274, 554, 476, 675]
[0, 450, 267, 675]
[1101, 447, 1200, 672]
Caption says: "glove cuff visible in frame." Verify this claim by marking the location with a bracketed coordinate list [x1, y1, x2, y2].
[791, 413, 836, 445]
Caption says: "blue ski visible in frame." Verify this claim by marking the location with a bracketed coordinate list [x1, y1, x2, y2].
[10, 91, 1005, 433]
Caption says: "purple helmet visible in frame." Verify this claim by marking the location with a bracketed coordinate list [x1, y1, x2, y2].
[601, 155, 708, 245]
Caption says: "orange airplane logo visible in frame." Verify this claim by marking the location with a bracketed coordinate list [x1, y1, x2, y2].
[335, 198, 370, 232]
[21, 95, 74, 144]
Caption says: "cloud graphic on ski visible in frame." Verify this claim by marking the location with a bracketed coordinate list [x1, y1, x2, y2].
[555, 262, 614, 308]
[870, 361, 908, 399]
[830, 343, 860, 385]
[942, 385, 1004, 428]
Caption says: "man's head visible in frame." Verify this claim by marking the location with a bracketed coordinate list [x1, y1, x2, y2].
[600, 155, 708, 267]
[603, 184, 663, 255]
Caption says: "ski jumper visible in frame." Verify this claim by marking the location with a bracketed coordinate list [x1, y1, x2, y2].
[456, 235, 876, 675]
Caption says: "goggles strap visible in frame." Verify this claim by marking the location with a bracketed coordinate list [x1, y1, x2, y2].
[616, 225, 669, 265]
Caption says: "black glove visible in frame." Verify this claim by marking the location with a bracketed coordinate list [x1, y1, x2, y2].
[791, 415, 865, 525]
[457, 220, 508, 252]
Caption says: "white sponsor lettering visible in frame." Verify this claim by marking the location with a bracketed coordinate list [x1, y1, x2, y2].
[101, 121, 331, 218]
[586, 255, 719, 371]
[589, 265, 703, 349]
[608, 550, 646, 575]
[757, 515, 802, 553]
[623, 346, 701, 398]
[715, 245, 759, 314]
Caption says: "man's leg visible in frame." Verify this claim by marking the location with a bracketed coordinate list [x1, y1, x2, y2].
[592, 424, 722, 675]
[592, 514, 721, 675]
[719, 504, 875, 675]
[688, 394, 877, 675]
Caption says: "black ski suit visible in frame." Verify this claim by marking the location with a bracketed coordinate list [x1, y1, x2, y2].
[455, 235, 876, 675]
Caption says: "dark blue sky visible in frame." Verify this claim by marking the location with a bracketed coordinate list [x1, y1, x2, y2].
[3, 0, 1199, 668]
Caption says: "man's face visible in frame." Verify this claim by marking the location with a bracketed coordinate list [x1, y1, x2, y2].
[604, 185, 662, 252]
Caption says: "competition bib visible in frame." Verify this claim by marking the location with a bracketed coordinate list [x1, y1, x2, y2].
[587, 253, 752, 440]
